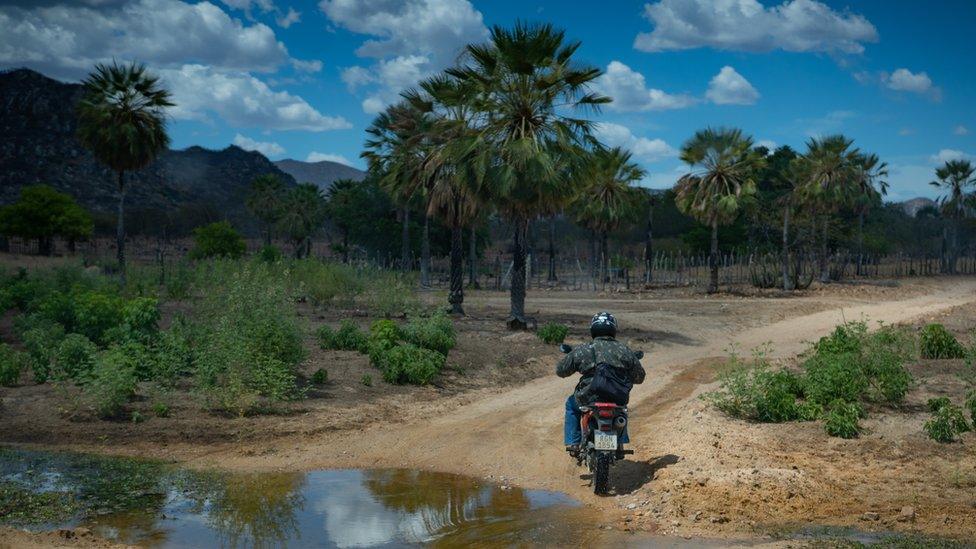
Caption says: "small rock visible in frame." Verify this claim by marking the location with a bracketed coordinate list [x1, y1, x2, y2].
[697, 478, 707, 487]
[709, 516, 729, 524]
[627, 503, 638, 510]
[897, 506, 915, 522]
[73, 528, 92, 537]
[692, 511, 702, 521]
[670, 520, 681, 527]
[861, 512, 880, 521]
[500, 485, 510, 491]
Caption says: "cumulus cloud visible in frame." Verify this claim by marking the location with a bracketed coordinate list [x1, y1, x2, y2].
[276, 7, 301, 28]
[955, 125, 970, 136]
[705, 66, 759, 105]
[595, 122, 677, 163]
[883, 68, 940, 99]
[233, 133, 285, 156]
[161, 64, 351, 131]
[634, 0, 878, 54]
[306, 152, 352, 165]
[0, 0, 292, 79]
[291, 59, 323, 73]
[320, 0, 488, 113]
[930, 149, 971, 165]
[594, 61, 696, 112]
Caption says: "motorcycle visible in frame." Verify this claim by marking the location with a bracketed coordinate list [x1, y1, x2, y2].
[559, 343, 643, 495]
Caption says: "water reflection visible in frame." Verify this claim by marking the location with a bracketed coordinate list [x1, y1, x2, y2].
[0, 449, 581, 548]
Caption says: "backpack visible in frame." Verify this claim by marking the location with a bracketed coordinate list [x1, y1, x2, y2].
[582, 345, 633, 405]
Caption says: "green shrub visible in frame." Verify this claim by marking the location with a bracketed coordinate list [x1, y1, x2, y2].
[86, 346, 139, 418]
[402, 313, 455, 355]
[119, 297, 160, 343]
[702, 349, 804, 423]
[755, 370, 804, 422]
[379, 343, 446, 385]
[285, 259, 363, 306]
[537, 322, 569, 344]
[51, 334, 98, 382]
[361, 374, 372, 387]
[258, 245, 282, 263]
[364, 273, 418, 317]
[72, 291, 124, 344]
[194, 265, 306, 414]
[189, 221, 246, 260]
[928, 396, 952, 412]
[311, 368, 328, 385]
[150, 318, 195, 385]
[966, 390, 976, 425]
[16, 316, 65, 383]
[824, 400, 862, 439]
[919, 324, 965, 359]
[864, 348, 913, 404]
[164, 261, 194, 300]
[0, 344, 27, 386]
[796, 401, 824, 421]
[802, 352, 868, 406]
[318, 320, 368, 352]
[924, 402, 971, 443]
[814, 321, 867, 357]
[152, 402, 170, 418]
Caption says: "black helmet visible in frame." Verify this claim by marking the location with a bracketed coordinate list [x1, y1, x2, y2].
[590, 311, 617, 338]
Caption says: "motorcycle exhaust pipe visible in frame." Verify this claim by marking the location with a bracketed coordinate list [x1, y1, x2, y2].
[614, 416, 627, 429]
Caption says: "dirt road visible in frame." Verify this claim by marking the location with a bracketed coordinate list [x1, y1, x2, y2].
[197, 279, 976, 503]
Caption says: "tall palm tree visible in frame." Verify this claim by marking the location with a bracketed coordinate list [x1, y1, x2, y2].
[851, 152, 888, 274]
[641, 189, 657, 285]
[279, 183, 327, 258]
[77, 62, 173, 281]
[573, 147, 645, 285]
[449, 22, 609, 329]
[246, 174, 286, 247]
[673, 128, 763, 293]
[930, 159, 976, 274]
[794, 135, 859, 282]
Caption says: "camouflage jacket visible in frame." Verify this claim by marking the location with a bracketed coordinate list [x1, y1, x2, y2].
[556, 336, 645, 404]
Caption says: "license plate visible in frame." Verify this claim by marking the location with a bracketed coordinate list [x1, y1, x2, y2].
[594, 432, 617, 450]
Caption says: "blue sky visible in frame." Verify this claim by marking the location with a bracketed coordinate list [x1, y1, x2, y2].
[1, 0, 974, 200]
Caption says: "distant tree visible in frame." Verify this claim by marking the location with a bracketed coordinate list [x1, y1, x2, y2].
[246, 174, 287, 247]
[77, 62, 173, 281]
[189, 221, 246, 260]
[279, 183, 327, 258]
[325, 178, 362, 263]
[674, 128, 763, 293]
[851, 152, 888, 274]
[930, 159, 976, 273]
[0, 185, 93, 255]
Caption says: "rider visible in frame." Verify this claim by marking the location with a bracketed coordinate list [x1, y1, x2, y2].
[556, 311, 645, 454]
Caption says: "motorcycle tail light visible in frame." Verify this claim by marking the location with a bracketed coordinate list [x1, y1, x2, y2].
[599, 424, 612, 431]
[598, 410, 613, 418]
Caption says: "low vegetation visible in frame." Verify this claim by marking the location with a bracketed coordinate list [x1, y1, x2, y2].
[924, 400, 971, 443]
[537, 322, 569, 344]
[919, 323, 966, 359]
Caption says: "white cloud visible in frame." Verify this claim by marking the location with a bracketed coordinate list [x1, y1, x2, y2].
[276, 7, 300, 28]
[705, 66, 759, 105]
[594, 61, 697, 112]
[955, 125, 970, 136]
[319, 0, 488, 113]
[0, 0, 292, 79]
[801, 109, 856, 137]
[884, 68, 940, 99]
[161, 64, 351, 131]
[233, 133, 285, 156]
[291, 59, 323, 73]
[595, 122, 677, 163]
[306, 152, 352, 165]
[634, 0, 878, 54]
[885, 163, 940, 201]
[756, 140, 777, 151]
[898, 128, 913, 136]
[930, 149, 971, 165]
[221, 0, 275, 11]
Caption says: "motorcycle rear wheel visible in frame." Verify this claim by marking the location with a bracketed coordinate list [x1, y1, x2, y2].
[593, 453, 612, 495]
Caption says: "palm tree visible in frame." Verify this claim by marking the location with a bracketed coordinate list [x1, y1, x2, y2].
[279, 183, 327, 258]
[673, 128, 763, 293]
[449, 22, 609, 329]
[325, 178, 359, 263]
[851, 152, 888, 275]
[573, 147, 645, 286]
[641, 189, 657, 285]
[246, 174, 286, 247]
[794, 135, 859, 282]
[77, 62, 173, 281]
[930, 159, 976, 274]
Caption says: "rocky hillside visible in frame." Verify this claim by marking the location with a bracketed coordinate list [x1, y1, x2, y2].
[0, 68, 296, 232]
[898, 197, 937, 218]
[274, 158, 365, 193]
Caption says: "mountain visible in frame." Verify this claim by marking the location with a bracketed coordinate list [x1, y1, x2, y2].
[897, 197, 937, 217]
[274, 159, 365, 193]
[0, 68, 296, 232]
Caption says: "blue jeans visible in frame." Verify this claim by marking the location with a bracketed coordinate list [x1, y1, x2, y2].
[564, 394, 629, 445]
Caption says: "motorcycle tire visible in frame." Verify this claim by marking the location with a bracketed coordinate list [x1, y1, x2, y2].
[593, 453, 612, 495]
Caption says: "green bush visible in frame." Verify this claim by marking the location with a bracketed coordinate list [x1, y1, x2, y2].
[380, 343, 445, 385]
[0, 344, 27, 386]
[824, 400, 862, 439]
[194, 265, 306, 414]
[361, 374, 372, 387]
[189, 221, 246, 260]
[119, 297, 160, 343]
[318, 320, 368, 352]
[258, 245, 282, 263]
[802, 352, 868, 406]
[72, 290, 124, 344]
[928, 396, 952, 413]
[16, 316, 65, 383]
[814, 321, 867, 356]
[402, 313, 455, 355]
[311, 368, 328, 385]
[164, 261, 194, 300]
[919, 324, 965, 359]
[702, 350, 804, 422]
[86, 346, 139, 418]
[151, 317, 195, 385]
[924, 402, 971, 443]
[966, 390, 976, 425]
[537, 322, 569, 344]
[366, 319, 402, 370]
[51, 334, 98, 382]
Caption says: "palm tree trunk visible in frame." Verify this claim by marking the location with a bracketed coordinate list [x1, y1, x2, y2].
[507, 218, 529, 330]
[601, 231, 609, 287]
[941, 223, 949, 274]
[644, 201, 654, 284]
[116, 170, 126, 284]
[448, 222, 464, 315]
[547, 216, 557, 282]
[400, 205, 410, 271]
[856, 211, 865, 276]
[782, 205, 793, 291]
[819, 216, 830, 283]
[588, 229, 597, 289]
[468, 225, 479, 289]
[420, 213, 431, 288]
[950, 219, 960, 274]
[342, 228, 349, 263]
[708, 221, 719, 294]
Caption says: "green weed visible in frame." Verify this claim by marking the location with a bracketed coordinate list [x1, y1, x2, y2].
[924, 402, 971, 443]
[919, 323, 965, 359]
[537, 322, 569, 344]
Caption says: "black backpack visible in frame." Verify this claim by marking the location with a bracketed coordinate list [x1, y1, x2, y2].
[581, 344, 633, 405]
